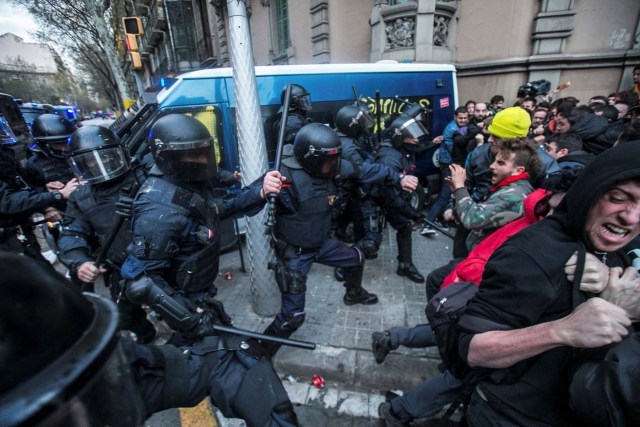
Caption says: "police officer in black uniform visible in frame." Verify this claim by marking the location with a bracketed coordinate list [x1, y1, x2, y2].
[0, 118, 77, 263]
[24, 114, 77, 189]
[120, 113, 284, 339]
[0, 252, 298, 427]
[58, 125, 156, 343]
[332, 103, 377, 243]
[262, 123, 418, 357]
[363, 113, 430, 283]
[273, 83, 313, 143]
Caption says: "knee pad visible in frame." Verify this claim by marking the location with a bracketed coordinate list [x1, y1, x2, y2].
[288, 269, 308, 294]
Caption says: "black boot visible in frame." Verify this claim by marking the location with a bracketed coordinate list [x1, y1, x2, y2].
[396, 226, 424, 283]
[334, 267, 345, 282]
[261, 320, 295, 359]
[342, 265, 378, 305]
[397, 262, 425, 283]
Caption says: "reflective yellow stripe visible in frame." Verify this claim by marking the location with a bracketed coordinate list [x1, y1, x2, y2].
[178, 398, 217, 427]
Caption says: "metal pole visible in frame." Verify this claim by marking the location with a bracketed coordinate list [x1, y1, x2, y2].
[226, 0, 279, 315]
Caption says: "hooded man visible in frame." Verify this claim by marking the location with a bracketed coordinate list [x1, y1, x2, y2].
[459, 142, 640, 426]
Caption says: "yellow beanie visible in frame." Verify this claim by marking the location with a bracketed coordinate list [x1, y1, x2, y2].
[487, 107, 531, 139]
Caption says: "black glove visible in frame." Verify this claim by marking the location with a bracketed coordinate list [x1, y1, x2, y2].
[115, 195, 134, 219]
[202, 296, 233, 326]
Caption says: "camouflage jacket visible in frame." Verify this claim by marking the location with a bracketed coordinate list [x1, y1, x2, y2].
[454, 177, 533, 250]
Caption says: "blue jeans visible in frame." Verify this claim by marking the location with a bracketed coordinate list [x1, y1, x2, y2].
[390, 370, 464, 421]
[427, 167, 452, 222]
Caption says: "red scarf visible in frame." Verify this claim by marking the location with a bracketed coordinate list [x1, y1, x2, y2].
[490, 172, 529, 193]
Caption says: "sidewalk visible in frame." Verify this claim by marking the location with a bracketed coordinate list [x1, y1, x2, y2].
[214, 225, 454, 425]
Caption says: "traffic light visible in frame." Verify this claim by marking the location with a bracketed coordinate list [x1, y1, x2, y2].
[122, 17, 143, 35]
[130, 52, 143, 70]
[124, 34, 142, 70]
[125, 34, 138, 52]
[122, 18, 143, 71]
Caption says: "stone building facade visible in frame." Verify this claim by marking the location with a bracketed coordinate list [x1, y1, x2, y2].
[131, 0, 640, 105]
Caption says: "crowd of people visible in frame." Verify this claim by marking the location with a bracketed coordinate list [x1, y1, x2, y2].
[1, 69, 640, 426]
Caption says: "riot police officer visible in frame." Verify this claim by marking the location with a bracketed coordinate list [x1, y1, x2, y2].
[0, 117, 77, 262]
[0, 251, 299, 427]
[262, 123, 417, 358]
[273, 83, 313, 143]
[58, 125, 156, 343]
[363, 113, 430, 283]
[332, 103, 377, 243]
[120, 114, 284, 341]
[24, 114, 77, 189]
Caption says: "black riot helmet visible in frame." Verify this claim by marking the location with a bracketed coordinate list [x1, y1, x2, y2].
[67, 125, 130, 184]
[148, 114, 218, 182]
[335, 104, 375, 138]
[293, 123, 342, 178]
[31, 114, 75, 159]
[282, 84, 312, 114]
[387, 114, 431, 153]
[0, 252, 146, 427]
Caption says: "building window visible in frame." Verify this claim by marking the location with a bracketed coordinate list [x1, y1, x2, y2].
[275, 0, 290, 54]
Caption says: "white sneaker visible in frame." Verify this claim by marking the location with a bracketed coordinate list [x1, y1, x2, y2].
[421, 225, 436, 236]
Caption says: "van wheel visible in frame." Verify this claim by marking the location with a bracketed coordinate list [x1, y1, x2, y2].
[409, 182, 426, 212]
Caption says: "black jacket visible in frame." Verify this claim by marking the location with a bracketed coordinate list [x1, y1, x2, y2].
[458, 142, 640, 425]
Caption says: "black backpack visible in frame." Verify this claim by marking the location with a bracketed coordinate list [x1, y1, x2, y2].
[426, 281, 478, 379]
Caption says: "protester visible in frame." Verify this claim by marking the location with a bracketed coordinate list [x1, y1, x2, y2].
[459, 142, 640, 426]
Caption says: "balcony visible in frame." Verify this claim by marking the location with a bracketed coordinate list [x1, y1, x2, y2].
[141, 2, 167, 51]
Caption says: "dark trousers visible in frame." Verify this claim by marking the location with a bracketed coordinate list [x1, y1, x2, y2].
[387, 324, 435, 349]
[391, 370, 465, 421]
[466, 388, 520, 427]
[426, 259, 461, 301]
[123, 336, 299, 426]
[275, 238, 361, 326]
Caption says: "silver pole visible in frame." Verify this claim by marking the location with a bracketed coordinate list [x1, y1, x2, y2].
[226, 0, 279, 315]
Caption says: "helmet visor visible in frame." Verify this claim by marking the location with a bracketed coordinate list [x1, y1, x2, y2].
[305, 145, 341, 178]
[398, 117, 429, 141]
[356, 108, 376, 135]
[320, 154, 341, 178]
[0, 118, 17, 145]
[293, 94, 312, 112]
[68, 146, 129, 184]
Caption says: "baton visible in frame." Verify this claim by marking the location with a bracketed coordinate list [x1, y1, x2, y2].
[424, 219, 455, 240]
[94, 182, 140, 267]
[265, 84, 293, 233]
[212, 324, 316, 350]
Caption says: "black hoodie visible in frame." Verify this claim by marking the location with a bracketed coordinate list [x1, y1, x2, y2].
[458, 142, 640, 425]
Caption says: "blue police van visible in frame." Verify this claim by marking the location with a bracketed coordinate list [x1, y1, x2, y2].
[121, 62, 457, 208]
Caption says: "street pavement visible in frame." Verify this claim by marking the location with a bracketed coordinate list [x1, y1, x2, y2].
[206, 223, 454, 426]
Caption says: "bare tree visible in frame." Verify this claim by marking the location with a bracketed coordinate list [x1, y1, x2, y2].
[11, 0, 133, 110]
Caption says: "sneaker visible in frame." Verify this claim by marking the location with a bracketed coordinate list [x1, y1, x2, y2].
[434, 219, 450, 231]
[378, 402, 410, 427]
[420, 224, 436, 236]
[371, 331, 392, 364]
